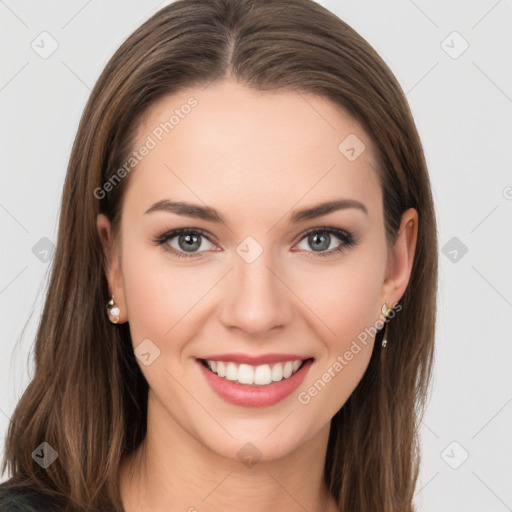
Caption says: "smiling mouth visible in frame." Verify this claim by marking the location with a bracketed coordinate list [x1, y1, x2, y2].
[198, 357, 314, 387]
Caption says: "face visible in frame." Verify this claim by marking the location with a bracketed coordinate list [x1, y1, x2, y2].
[98, 79, 417, 463]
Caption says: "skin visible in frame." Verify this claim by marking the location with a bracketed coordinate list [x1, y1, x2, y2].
[97, 78, 418, 512]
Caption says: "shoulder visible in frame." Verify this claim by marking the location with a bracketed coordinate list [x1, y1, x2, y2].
[0, 483, 56, 511]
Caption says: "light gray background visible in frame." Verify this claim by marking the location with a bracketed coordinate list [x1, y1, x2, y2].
[1, 1, 511, 510]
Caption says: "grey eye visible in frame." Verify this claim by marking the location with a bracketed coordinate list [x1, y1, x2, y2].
[166, 232, 214, 253]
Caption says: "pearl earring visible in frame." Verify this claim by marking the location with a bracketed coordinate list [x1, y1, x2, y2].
[381, 303, 393, 347]
[106, 295, 121, 324]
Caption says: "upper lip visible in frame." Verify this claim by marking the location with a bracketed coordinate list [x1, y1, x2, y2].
[197, 353, 314, 365]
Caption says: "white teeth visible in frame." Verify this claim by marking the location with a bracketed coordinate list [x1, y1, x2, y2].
[204, 359, 306, 386]
[238, 364, 255, 385]
[254, 364, 272, 385]
[216, 361, 226, 377]
[271, 363, 283, 382]
[225, 362, 238, 381]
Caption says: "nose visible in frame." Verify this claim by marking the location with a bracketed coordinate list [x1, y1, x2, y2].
[218, 248, 293, 336]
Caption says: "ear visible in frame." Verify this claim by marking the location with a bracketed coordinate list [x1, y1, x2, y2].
[381, 208, 418, 307]
[97, 213, 128, 323]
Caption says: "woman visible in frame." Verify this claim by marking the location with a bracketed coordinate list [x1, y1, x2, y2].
[0, 0, 437, 510]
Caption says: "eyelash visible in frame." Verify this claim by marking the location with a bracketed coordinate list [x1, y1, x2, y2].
[153, 226, 356, 260]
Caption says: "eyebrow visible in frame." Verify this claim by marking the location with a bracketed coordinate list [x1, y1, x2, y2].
[144, 198, 368, 223]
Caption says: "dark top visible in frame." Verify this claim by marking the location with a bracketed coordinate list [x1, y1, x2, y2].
[0, 483, 121, 511]
[0, 484, 56, 511]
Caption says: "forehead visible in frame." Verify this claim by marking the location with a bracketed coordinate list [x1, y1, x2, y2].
[123, 80, 381, 223]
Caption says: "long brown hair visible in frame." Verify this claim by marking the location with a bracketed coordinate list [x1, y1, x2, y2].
[1, 1, 437, 510]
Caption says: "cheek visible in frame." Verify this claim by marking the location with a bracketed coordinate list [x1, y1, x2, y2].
[291, 253, 385, 347]
[293, 262, 382, 417]
[119, 238, 193, 349]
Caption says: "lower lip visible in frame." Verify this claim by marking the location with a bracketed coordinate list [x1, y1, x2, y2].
[197, 359, 314, 408]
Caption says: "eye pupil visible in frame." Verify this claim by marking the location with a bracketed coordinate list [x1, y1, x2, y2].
[179, 233, 201, 252]
[308, 232, 330, 251]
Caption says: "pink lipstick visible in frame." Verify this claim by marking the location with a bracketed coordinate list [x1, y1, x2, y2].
[196, 356, 314, 407]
